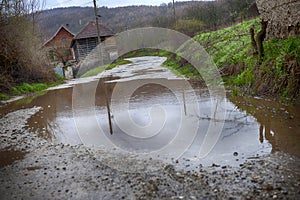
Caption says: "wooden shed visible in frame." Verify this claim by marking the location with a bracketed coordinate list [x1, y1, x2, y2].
[70, 21, 115, 62]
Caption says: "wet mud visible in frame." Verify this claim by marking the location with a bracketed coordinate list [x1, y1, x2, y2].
[0, 57, 299, 199]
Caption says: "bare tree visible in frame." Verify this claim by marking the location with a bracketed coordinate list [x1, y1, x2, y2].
[27, 0, 45, 33]
[0, 0, 54, 93]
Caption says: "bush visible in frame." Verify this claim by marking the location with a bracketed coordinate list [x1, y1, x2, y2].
[0, 13, 56, 94]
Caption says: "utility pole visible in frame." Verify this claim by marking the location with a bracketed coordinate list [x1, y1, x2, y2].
[93, 0, 103, 65]
[172, 0, 176, 23]
[93, 0, 113, 135]
[93, 0, 101, 45]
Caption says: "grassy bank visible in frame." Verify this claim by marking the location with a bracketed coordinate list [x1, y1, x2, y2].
[155, 18, 299, 101]
[193, 18, 300, 100]
[0, 75, 65, 101]
[123, 49, 199, 78]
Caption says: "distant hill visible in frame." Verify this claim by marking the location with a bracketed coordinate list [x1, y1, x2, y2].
[37, 0, 258, 42]
[37, 2, 201, 41]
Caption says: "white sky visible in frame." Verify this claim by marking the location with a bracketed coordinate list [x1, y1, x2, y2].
[45, 0, 213, 9]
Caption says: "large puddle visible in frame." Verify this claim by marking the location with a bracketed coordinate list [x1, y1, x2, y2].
[1, 56, 299, 168]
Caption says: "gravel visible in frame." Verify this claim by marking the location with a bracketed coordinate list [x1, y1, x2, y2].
[0, 107, 299, 199]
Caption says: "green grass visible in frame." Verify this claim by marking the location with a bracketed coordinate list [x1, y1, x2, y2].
[12, 83, 48, 95]
[163, 59, 198, 78]
[194, 18, 261, 67]
[191, 18, 300, 99]
[0, 76, 65, 101]
[106, 59, 132, 70]
[123, 49, 200, 78]
[80, 21, 300, 100]
[0, 93, 10, 101]
[80, 65, 109, 78]
[80, 59, 132, 78]
[123, 49, 171, 58]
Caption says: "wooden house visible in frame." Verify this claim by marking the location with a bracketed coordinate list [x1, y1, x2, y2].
[43, 25, 75, 65]
[70, 21, 116, 62]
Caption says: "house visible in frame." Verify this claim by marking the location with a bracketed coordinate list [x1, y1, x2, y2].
[70, 21, 116, 62]
[43, 25, 75, 65]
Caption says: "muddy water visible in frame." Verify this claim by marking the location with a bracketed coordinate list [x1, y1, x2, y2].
[0, 56, 299, 168]
[0, 149, 26, 168]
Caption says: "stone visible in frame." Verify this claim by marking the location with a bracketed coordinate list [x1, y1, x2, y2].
[256, 0, 300, 39]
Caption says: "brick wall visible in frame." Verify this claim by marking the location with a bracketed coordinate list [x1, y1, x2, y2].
[44, 28, 74, 61]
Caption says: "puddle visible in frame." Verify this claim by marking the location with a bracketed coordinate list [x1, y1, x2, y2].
[0, 56, 299, 168]
[228, 95, 300, 157]
[0, 149, 26, 168]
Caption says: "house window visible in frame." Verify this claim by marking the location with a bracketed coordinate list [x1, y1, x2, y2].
[61, 37, 66, 43]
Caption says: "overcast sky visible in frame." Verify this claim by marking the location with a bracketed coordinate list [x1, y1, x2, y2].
[45, 0, 212, 9]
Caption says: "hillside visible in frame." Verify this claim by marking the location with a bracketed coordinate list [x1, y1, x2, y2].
[37, 2, 198, 39]
[37, 0, 258, 41]
[162, 18, 300, 100]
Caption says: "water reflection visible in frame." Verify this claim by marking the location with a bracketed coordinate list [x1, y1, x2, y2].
[0, 79, 275, 166]
[0, 57, 299, 167]
[229, 95, 300, 157]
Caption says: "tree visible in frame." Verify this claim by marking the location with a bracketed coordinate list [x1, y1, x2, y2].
[174, 19, 205, 36]
[0, 0, 54, 93]
[224, 0, 256, 22]
[185, 2, 222, 31]
[27, 0, 45, 33]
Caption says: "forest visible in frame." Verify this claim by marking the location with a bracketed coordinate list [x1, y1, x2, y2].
[38, 0, 258, 39]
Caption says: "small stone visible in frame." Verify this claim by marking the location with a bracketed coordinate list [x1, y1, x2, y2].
[282, 190, 288, 195]
[212, 163, 220, 167]
[266, 185, 274, 191]
[233, 152, 238, 156]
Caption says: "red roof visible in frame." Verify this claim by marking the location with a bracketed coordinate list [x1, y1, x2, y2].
[74, 21, 114, 40]
[43, 26, 75, 47]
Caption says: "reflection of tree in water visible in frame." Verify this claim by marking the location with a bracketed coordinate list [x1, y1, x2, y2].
[221, 105, 256, 140]
[229, 95, 300, 157]
[259, 124, 272, 143]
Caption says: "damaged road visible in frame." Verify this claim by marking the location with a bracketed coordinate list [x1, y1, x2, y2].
[0, 98, 299, 200]
[0, 57, 300, 199]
